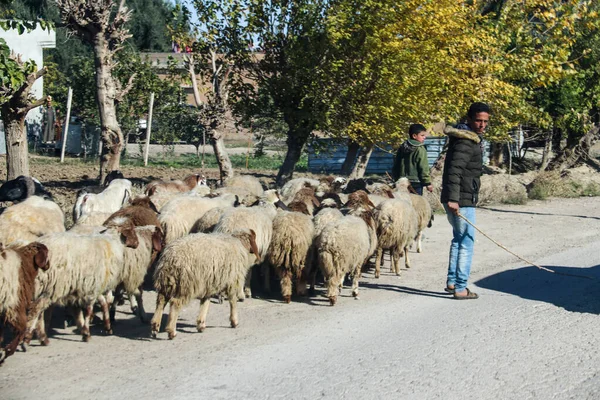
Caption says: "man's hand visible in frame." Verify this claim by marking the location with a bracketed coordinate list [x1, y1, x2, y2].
[426, 184, 433, 193]
[447, 201, 460, 215]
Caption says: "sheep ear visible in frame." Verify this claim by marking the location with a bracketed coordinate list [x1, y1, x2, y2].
[311, 196, 321, 208]
[152, 228, 163, 252]
[368, 199, 375, 208]
[385, 189, 394, 198]
[148, 200, 159, 214]
[120, 228, 139, 249]
[248, 230, 260, 262]
[34, 243, 50, 271]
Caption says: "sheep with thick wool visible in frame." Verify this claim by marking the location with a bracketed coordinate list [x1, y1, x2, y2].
[373, 198, 419, 278]
[0, 242, 48, 364]
[26, 226, 138, 344]
[394, 178, 433, 253]
[224, 175, 264, 198]
[267, 210, 314, 303]
[73, 178, 132, 222]
[190, 206, 232, 233]
[105, 221, 163, 325]
[144, 174, 206, 196]
[151, 230, 259, 339]
[213, 191, 279, 297]
[315, 211, 374, 306]
[0, 196, 65, 245]
[103, 196, 161, 229]
[148, 183, 211, 211]
[279, 178, 320, 204]
[159, 193, 238, 244]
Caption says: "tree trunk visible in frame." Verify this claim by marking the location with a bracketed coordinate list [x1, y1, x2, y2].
[1, 113, 30, 180]
[488, 143, 504, 167]
[539, 129, 553, 171]
[349, 144, 374, 179]
[93, 37, 124, 184]
[276, 132, 308, 186]
[210, 130, 234, 183]
[547, 125, 600, 171]
[0, 68, 45, 180]
[340, 140, 360, 176]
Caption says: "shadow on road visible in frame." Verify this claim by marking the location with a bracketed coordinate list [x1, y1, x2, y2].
[476, 264, 600, 314]
[360, 282, 451, 299]
[480, 206, 600, 221]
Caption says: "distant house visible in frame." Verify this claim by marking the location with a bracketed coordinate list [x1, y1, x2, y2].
[0, 25, 56, 153]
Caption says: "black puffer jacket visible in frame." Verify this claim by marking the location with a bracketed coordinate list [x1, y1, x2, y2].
[440, 125, 483, 207]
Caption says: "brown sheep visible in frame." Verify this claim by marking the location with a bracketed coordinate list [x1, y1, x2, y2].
[0, 242, 49, 364]
[103, 196, 161, 230]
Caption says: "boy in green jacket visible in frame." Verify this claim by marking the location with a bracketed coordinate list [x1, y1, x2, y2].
[392, 123, 433, 195]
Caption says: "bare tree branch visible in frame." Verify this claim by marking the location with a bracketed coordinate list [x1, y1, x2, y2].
[115, 72, 137, 103]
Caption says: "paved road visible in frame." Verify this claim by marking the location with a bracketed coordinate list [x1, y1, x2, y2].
[2, 197, 600, 400]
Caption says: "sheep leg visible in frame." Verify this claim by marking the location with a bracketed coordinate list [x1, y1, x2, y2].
[375, 247, 383, 279]
[98, 295, 113, 335]
[165, 299, 182, 340]
[280, 268, 293, 304]
[244, 270, 252, 298]
[150, 294, 167, 338]
[326, 273, 340, 306]
[404, 245, 411, 269]
[296, 265, 308, 297]
[132, 289, 147, 323]
[351, 264, 361, 299]
[416, 231, 423, 253]
[1, 309, 28, 362]
[391, 250, 401, 276]
[228, 293, 239, 329]
[81, 303, 94, 342]
[196, 298, 211, 333]
[25, 298, 50, 346]
[261, 263, 271, 293]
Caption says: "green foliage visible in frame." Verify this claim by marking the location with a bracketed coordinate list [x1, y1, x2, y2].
[121, 152, 308, 171]
[0, 38, 37, 105]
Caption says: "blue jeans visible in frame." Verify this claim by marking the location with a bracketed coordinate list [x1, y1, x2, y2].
[444, 204, 476, 292]
[410, 182, 423, 195]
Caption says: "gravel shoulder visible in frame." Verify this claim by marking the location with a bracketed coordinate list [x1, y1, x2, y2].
[2, 196, 600, 399]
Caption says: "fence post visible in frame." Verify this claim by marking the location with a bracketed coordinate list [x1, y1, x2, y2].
[60, 87, 73, 163]
[143, 92, 155, 167]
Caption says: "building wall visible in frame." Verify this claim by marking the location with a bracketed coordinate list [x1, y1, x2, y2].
[0, 26, 56, 149]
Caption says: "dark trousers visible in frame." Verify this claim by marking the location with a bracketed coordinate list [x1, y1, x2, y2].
[411, 182, 424, 195]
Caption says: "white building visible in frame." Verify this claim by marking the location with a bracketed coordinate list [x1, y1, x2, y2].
[0, 25, 56, 153]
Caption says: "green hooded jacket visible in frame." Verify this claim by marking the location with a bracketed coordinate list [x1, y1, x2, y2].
[392, 139, 431, 185]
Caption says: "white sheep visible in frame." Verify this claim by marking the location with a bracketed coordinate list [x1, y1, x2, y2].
[394, 177, 433, 253]
[224, 175, 264, 198]
[267, 210, 314, 303]
[108, 222, 163, 325]
[279, 178, 320, 204]
[150, 230, 259, 340]
[213, 192, 278, 297]
[190, 206, 232, 234]
[27, 229, 134, 344]
[0, 196, 65, 245]
[73, 178, 132, 222]
[70, 211, 112, 230]
[159, 193, 238, 244]
[315, 213, 373, 305]
[373, 198, 419, 278]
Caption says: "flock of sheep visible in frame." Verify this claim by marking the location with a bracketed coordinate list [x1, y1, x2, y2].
[0, 171, 433, 364]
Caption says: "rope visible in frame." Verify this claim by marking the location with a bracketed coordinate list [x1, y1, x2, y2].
[456, 211, 594, 281]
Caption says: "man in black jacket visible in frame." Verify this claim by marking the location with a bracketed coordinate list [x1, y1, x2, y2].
[441, 102, 490, 300]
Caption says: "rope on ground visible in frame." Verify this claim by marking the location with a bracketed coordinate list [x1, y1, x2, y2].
[456, 212, 594, 281]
